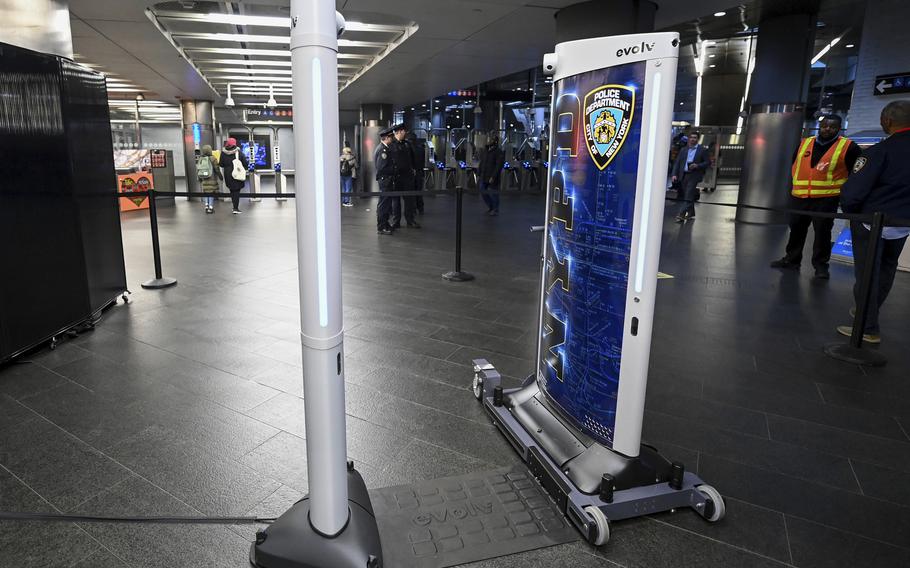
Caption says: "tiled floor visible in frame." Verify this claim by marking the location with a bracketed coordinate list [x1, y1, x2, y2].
[1, 189, 909, 567]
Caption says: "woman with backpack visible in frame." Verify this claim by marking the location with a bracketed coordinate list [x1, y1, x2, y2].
[218, 137, 250, 214]
[197, 145, 222, 214]
[339, 145, 357, 207]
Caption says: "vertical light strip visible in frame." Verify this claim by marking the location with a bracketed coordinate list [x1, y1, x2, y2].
[312, 57, 329, 327]
[694, 74, 703, 126]
[634, 71, 662, 294]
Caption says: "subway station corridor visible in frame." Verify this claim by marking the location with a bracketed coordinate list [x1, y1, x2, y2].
[2, 192, 909, 567]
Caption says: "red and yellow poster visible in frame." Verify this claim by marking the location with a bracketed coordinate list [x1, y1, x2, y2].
[118, 172, 153, 212]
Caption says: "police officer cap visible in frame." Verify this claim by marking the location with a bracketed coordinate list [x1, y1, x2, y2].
[391, 123, 407, 133]
[379, 126, 394, 137]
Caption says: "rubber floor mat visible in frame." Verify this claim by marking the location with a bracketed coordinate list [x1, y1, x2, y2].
[371, 466, 580, 568]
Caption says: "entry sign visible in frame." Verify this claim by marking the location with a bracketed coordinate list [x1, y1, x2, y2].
[537, 33, 678, 456]
[874, 72, 910, 96]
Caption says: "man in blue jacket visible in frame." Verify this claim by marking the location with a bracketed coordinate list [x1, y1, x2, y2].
[671, 132, 711, 222]
[838, 100, 910, 343]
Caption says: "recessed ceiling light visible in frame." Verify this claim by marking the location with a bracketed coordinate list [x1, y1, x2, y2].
[709, 54, 716, 58]
[704, 41, 716, 47]
[714, 11, 726, 17]
[846, 43, 855, 48]
[709, 64, 716, 68]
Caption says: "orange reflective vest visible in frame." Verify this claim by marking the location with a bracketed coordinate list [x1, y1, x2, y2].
[791, 136, 850, 198]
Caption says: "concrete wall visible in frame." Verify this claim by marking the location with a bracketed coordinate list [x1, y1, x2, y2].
[847, 0, 910, 134]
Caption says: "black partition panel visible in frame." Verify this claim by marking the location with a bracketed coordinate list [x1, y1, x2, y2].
[0, 42, 126, 362]
[60, 60, 127, 313]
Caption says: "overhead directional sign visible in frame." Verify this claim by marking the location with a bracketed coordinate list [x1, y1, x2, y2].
[874, 72, 910, 96]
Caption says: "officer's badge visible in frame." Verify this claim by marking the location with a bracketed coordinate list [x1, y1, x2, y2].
[853, 156, 867, 173]
[584, 84, 635, 170]
[381, 151, 387, 160]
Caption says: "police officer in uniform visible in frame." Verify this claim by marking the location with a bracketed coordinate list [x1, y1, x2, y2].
[390, 124, 421, 229]
[374, 127, 395, 235]
[837, 100, 910, 343]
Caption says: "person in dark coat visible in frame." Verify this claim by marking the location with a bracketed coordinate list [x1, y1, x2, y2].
[670, 132, 711, 221]
[390, 124, 420, 228]
[408, 132, 427, 214]
[476, 132, 505, 215]
[836, 100, 910, 343]
[218, 137, 250, 214]
[374, 127, 396, 234]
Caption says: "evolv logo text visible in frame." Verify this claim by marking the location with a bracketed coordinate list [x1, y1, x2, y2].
[616, 42, 654, 57]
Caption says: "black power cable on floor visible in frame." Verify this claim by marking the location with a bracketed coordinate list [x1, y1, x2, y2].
[0, 511, 275, 525]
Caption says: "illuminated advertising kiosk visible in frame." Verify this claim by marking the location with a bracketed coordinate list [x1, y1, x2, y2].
[472, 32, 725, 545]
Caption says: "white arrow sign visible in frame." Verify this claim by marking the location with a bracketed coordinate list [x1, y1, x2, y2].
[877, 80, 892, 94]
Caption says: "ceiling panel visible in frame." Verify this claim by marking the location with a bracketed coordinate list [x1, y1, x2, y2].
[69, 0, 863, 115]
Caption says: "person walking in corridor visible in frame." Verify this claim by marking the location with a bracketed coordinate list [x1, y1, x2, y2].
[218, 137, 250, 214]
[670, 131, 710, 222]
[197, 145, 222, 214]
[477, 132, 505, 216]
[340, 145, 357, 207]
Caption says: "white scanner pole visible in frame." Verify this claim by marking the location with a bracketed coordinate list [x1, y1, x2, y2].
[290, 0, 348, 537]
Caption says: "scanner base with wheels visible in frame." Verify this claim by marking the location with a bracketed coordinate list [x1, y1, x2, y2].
[250, 466, 382, 568]
[472, 360, 725, 546]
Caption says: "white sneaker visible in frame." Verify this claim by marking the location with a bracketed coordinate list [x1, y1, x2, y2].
[232, 209, 242, 214]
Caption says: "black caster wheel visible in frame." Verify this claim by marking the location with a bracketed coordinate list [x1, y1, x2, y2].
[584, 506, 610, 546]
[49, 337, 57, 350]
[697, 484, 725, 522]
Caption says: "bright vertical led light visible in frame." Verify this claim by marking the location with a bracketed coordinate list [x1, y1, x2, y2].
[634, 72, 661, 294]
[312, 58, 328, 327]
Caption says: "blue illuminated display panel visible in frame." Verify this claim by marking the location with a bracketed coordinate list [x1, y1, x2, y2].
[538, 61, 645, 448]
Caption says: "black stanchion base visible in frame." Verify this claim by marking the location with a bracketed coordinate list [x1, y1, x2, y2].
[141, 277, 178, 290]
[824, 342, 888, 367]
[442, 271, 475, 282]
[250, 468, 382, 568]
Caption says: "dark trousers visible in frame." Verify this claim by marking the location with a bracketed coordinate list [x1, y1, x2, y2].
[415, 173, 425, 213]
[391, 174, 416, 226]
[390, 195, 401, 226]
[676, 174, 699, 217]
[391, 195, 416, 225]
[783, 196, 840, 268]
[229, 189, 242, 211]
[480, 180, 499, 212]
[850, 221, 907, 333]
[377, 179, 393, 230]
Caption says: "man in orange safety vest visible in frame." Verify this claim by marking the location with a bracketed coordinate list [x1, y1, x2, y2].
[770, 115, 861, 279]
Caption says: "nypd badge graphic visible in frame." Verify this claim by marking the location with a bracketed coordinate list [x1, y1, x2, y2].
[584, 84, 635, 170]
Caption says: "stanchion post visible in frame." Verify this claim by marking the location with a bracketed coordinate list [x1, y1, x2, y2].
[141, 189, 178, 290]
[824, 211, 886, 366]
[442, 186, 475, 282]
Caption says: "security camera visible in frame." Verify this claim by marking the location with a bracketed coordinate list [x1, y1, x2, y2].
[336, 12, 346, 38]
[225, 83, 235, 108]
[542, 53, 557, 76]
